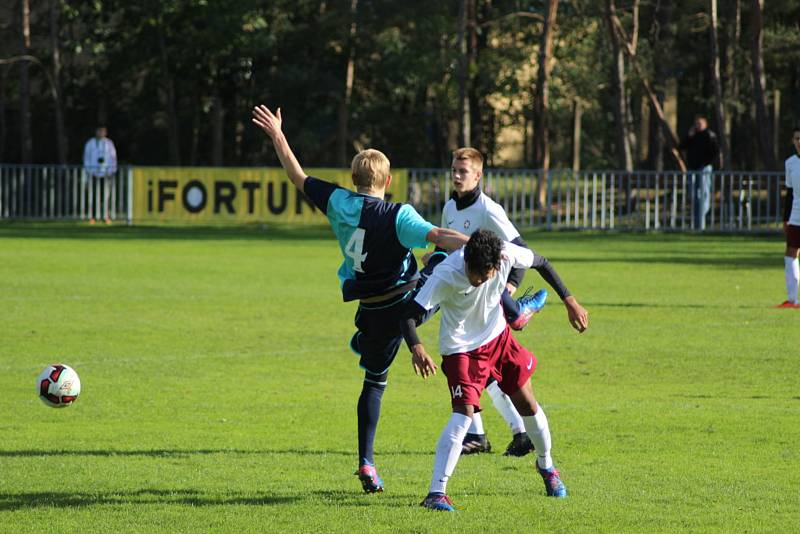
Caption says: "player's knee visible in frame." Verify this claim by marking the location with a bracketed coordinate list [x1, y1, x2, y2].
[452, 404, 474, 417]
[364, 370, 388, 387]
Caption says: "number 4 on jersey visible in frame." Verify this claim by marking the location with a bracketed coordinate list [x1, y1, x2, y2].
[345, 228, 368, 273]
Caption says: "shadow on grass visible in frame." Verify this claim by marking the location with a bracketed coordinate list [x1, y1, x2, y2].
[0, 222, 780, 268]
[0, 488, 298, 510]
[0, 448, 432, 458]
[586, 302, 769, 309]
[0, 221, 333, 241]
[0, 487, 427, 511]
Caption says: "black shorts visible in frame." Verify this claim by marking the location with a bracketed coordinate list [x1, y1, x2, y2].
[350, 291, 413, 377]
[786, 224, 800, 248]
[349, 254, 446, 378]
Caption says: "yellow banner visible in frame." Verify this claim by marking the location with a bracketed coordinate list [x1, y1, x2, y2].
[132, 167, 408, 223]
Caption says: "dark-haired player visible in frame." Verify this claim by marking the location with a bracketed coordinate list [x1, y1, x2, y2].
[401, 229, 588, 510]
[440, 147, 547, 457]
[252, 105, 468, 493]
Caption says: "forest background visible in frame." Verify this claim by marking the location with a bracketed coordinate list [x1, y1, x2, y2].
[1, 0, 798, 172]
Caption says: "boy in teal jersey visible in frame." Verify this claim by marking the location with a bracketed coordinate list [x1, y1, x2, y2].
[252, 105, 467, 493]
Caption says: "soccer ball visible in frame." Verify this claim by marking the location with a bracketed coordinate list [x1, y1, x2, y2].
[37, 364, 81, 408]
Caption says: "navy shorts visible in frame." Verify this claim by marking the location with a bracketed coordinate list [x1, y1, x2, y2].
[350, 292, 413, 377]
[350, 253, 446, 378]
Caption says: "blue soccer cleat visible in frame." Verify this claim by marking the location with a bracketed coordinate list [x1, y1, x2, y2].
[420, 493, 456, 511]
[509, 288, 548, 331]
[356, 463, 384, 493]
[536, 463, 568, 498]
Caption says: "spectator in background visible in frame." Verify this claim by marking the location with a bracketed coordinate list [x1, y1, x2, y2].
[679, 115, 719, 231]
[777, 127, 800, 309]
[82, 125, 117, 224]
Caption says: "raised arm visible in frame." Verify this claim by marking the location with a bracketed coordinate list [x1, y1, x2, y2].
[251, 106, 306, 191]
[426, 227, 469, 251]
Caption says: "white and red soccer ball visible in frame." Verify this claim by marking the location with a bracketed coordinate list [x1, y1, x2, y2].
[37, 364, 81, 408]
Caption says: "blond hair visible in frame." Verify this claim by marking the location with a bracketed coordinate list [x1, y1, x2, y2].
[351, 149, 391, 189]
[452, 147, 484, 171]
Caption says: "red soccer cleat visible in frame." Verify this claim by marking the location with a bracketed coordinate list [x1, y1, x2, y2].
[774, 301, 800, 309]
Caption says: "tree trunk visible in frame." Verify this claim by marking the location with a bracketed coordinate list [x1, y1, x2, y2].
[189, 92, 200, 165]
[723, 0, 741, 164]
[649, 0, 675, 171]
[533, 0, 558, 206]
[0, 68, 6, 161]
[605, 0, 633, 171]
[457, 0, 471, 147]
[750, 0, 774, 169]
[709, 0, 731, 169]
[158, 25, 181, 165]
[336, 0, 357, 167]
[626, 1, 640, 162]
[211, 93, 224, 166]
[19, 0, 33, 163]
[50, 0, 67, 164]
[469, 0, 488, 156]
[772, 88, 780, 164]
[637, 96, 649, 165]
[608, 1, 685, 170]
[572, 99, 582, 172]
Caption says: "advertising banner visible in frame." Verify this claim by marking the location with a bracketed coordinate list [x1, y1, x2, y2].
[132, 167, 408, 223]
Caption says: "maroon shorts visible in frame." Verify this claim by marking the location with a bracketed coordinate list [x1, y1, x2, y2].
[786, 224, 800, 248]
[441, 326, 537, 409]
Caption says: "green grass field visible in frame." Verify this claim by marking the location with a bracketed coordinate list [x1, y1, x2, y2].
[1, 223, 798, 533]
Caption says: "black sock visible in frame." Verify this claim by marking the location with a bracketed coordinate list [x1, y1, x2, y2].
[357, 378, 386, 465]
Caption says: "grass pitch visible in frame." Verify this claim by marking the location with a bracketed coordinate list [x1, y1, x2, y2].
[0, 223, 798, 533]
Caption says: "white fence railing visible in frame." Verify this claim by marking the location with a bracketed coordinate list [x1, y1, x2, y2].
[408, 169, 785, 231]
[0, 165, 132, 223]
[0, 165, 785, 231]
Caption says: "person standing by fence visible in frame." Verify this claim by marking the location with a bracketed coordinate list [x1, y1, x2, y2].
[679, 116, 719, 231]
[778, 127, 800, 309]
[82, 126, 117, 223]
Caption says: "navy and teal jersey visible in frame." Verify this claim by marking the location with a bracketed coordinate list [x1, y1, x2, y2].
[304, 176, 434, 302]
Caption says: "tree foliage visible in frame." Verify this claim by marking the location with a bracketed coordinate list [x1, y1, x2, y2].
[1, 0, 798, 169]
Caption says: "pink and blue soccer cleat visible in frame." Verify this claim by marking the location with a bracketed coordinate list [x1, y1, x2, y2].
[536, 463, 567, 498]
[420, 493, 456, 511]
[356, 463, 384, 493]
[509, 288, 548, 331]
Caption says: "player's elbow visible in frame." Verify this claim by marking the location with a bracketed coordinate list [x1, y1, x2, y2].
[427, 227, 443, 246]
[428, 228, 467, 250]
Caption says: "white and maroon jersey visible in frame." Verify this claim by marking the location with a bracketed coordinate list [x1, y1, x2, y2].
[785, 154, 800, 225]
[413, 241, 534, 355]
[441, 191, 520, 240]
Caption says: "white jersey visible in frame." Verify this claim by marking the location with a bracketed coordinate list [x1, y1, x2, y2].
[785, 154, 800, 226]
[413, 242, 534, 355]
[83, 137, 118, 177]
[441, 192, 520, 240]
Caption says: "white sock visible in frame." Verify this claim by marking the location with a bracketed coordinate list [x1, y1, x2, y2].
[467, 411, 484, 435]
[785, 256, 799, 303]
[486, 381, 526, 435]
[522, 407, 553, 470]
[429, 413, 472, 495]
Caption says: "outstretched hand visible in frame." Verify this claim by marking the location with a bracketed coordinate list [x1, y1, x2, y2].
[411, 345, 437, 378]
[251, 105, 283, 140]
[564, 295, 589, 333]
